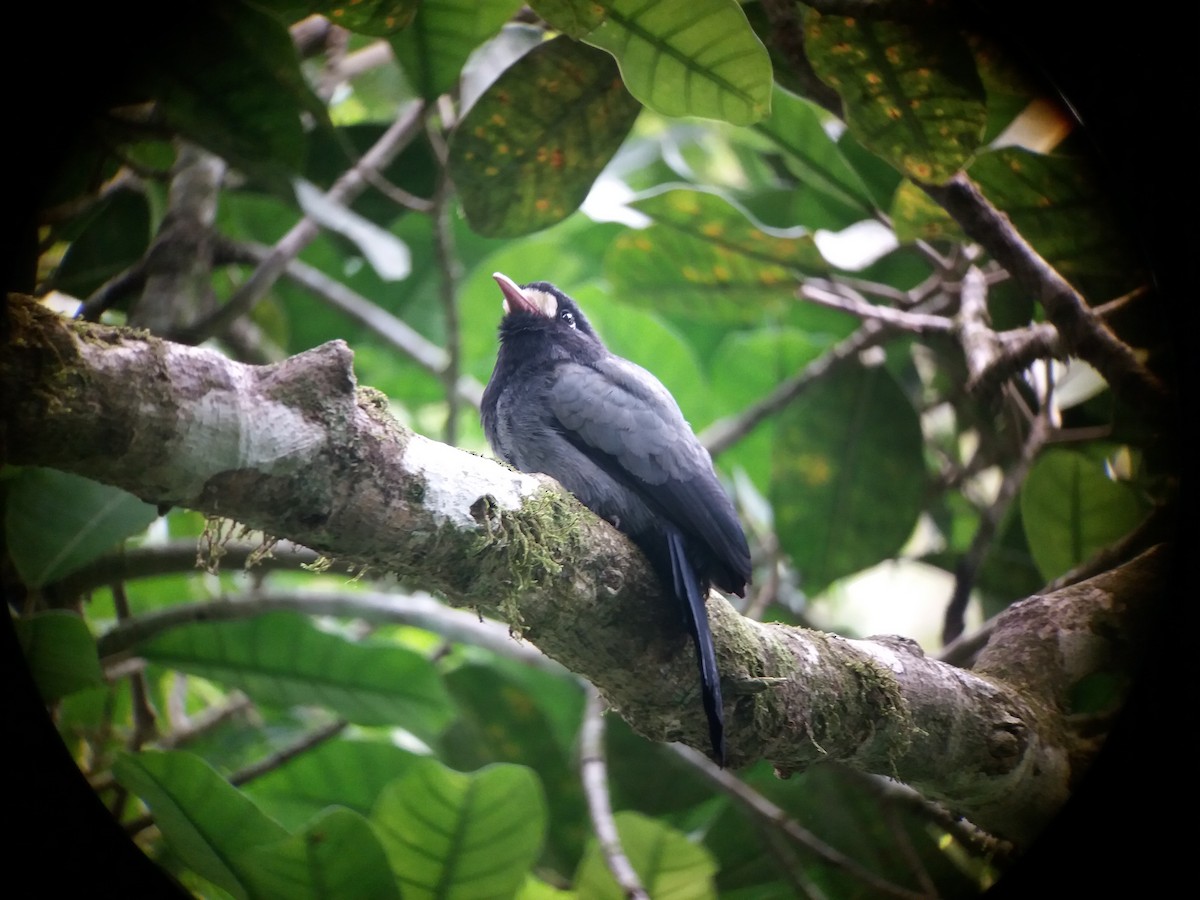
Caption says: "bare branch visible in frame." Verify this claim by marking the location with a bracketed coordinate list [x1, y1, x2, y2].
[942, 390, 1051, 644]
[671, 744, 926, 899]
[580, 685, 649, 900]
[922, 174, 1167, 414]
[96, 589, 565, 675]
[799, 282, 954, 333]
[215, 238, 484, 408]
[176, 101, 426, 344]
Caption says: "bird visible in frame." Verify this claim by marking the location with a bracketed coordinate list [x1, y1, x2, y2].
[481, 272, 751, 765]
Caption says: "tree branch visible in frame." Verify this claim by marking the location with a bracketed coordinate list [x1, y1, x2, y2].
[580, 685, 649, 900]
[921, 174, 1167, 415]
[1, 296, 1166, 844]
[174, 101, 426, 345]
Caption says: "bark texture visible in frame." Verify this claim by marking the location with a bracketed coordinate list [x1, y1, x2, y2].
[1, 295, 1166, 844]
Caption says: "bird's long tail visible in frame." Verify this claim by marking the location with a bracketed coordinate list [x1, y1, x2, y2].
[667, 530, 726, 766]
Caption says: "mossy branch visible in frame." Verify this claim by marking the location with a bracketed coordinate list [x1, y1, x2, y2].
[1, 295, 1165, 844]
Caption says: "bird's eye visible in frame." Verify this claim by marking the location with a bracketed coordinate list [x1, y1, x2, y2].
[559, 309, 576, 328]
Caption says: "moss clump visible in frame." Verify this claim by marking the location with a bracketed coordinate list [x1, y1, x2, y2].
[464, 488, 592, 629]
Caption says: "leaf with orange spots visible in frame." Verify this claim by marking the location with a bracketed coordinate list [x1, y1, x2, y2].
[604, 188, 828, 322]
[772, 362, 925, 596]
[390, 0, 523, 101]
[529, 0, 611, 39]
[274, 0, 418, 35]
[584, 0, 772, 125]
[890, 180, 964, 243]
[754, 85, 878, 225]
[804, 10, 986, 184]
[449, 37, 641, 237]
[968, 147, 1146, 303]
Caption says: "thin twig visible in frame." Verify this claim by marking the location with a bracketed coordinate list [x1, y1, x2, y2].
[580, 685, 649, 899]
[175, 101, 426, 344]
[426, 112, 465, 445]
[216, 238, 484, 408]
[701, 292, 953, 456]
[670, 744, 928, 899]
[922, 173, 1167, 414]
[125, 718, 349, 837]
[799, 282, 954, 333]
[942, 384, 1052, 645]
[107, 582, 157, 822]
[845, 768, 1013, 868]
[55, 539, 320, 599]
[96, 589, 563, 673]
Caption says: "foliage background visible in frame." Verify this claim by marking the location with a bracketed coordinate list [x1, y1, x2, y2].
[2, 1, 1190, 900]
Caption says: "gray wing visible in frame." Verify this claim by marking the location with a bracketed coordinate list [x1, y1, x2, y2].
[549, 357, 750, 582]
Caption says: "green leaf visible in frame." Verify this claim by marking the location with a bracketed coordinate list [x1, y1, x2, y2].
[772, 363, 925, 595]
[148, 3, 323, 182]
[517, 874, 578, 898]
[238, 807, 402, 900]
[441, 664, 589, 872]
[754, 85, 877, 224]
[245, 738, 423, 830]
[391, 0, 524, 101]
[574, 811, 716, 899]
[113, 750, 288, 899]
[14, 611, 104, 702]
[4, 467, 158, 587]
[52, 188, 153, 299]
[605, 188, 826, 323]
[529, 0, 610, 39]
[264, 0, 419, 36]
[804, 10, 986, 183]
[889, 179, 964, 243]
[584, 0, 772, 125]
[1019, 449, 1146, 581]
[707, 328, 832, 492]
[136, 611, 455, 736]
[449, 37, 642, 236]
[372, 758, 547, 899]
[968, 147, 1146, 302]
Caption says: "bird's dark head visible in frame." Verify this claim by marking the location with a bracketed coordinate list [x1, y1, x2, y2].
[492, 272, 600, 342]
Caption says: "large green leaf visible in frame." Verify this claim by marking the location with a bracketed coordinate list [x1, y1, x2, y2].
[246, 738, 424, 830]
[584, 0, 772, 125]
[391, 0, 524, 101]
[148, 3, 323, 182]
[772, 363, 925, 595]
[51, 188, 153, 299]
[449, 37, 642, 236]
[238, 807, 402, 900]
[605, 188, 826, 323]
[804, 10, 986, 183]
[136, 611, 455, 736]
[4, 467, 158, 587]
[14, 611, 104, 702]
[1020, 449, 1146, 581]
[574, 811, 717, 899]
[113, 750, 289, 900]
[372, 758, 547, 899]
[753, 85, 877, 225]
[442, 664, 589, 872]
[969, 147, 1145, 303]
[706, 328, 832, 491]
